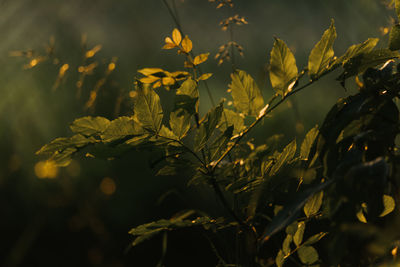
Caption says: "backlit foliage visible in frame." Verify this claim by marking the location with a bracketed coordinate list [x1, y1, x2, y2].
[33, 1, 400, 266]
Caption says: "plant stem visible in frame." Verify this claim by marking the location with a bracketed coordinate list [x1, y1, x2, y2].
[211, 66, 339, 171]
[161, 0, 216, 107]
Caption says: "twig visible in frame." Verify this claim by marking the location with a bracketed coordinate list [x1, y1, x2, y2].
[211, 66, 339, 171]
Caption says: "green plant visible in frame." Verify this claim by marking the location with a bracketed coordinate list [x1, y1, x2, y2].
[35, 1, 400, 266]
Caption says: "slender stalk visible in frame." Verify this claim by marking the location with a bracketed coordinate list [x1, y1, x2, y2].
[161, 0, 216, 107]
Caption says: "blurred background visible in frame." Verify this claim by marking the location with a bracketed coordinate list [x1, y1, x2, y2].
[0, 0, 395, 266]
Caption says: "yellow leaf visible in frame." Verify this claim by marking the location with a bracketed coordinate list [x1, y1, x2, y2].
[140, 76, 160, 83]
[193, 53, 210, 65]
[172, 28, 182, 45]
[138, 68, 164, 76]
[198, 73, 213, 81]
[171, 71, 190, 78]
[162, 43, 176, 50]
[181, 35, 193, 53]
[162, 76, 175, 85]
[153, 80, 162, 88]
[165, 37, 174, 44]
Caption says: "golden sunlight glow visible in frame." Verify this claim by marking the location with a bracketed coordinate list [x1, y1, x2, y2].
[59, 63, 69, 77]
[100, 177, 116, 195]
[34, 160, 59, 179]
[392, 246, 398, 257]
[108, 62, 116, 72]
[129, 91, 137, 98]
[85, 45, 102, 58]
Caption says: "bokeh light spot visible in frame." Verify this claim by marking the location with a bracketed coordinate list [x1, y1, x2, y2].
[100, 177, 116, 196]
[34, 160, 59, 179]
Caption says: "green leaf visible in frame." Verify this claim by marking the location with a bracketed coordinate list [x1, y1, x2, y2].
[50, 147, 77, 167]
[101, 116, 143, 143]
[156, 165, 178, 176]
[379, 194, 395, 217]
[158, 125, 179, 141]
[36, 137, 73, 155]
[36, 134, 96, 155]
[229, 70, 264, 116]
[335, 38, 379, 66]
[174, 78, 199, 115]
[389, 24, 400, 51]
[170, 109, 191, 140]
[128, 216, 225, 247]
[194, 103, 224, 151]
[269, 38, 298, 96]
[209, 126, 234, 161]
[293, 221, 305, 247]
[269, 139, 297, 176]
[134, 83, 163, 133]
[337, 49, 400, 81]
[297, 246, 319, 265]
[70, 116, 110, 136]
[300, 126, 319, 161]
[308, 19, 336, 80]
[275, 250, 285, 267]
[304, 190, 324, 218]
[218, 109, 245, 135]
[282, 234, 293, 255]
[396, 0, 400, 20]
[303, 232, 327, 246]
[285, 221, 299, 236]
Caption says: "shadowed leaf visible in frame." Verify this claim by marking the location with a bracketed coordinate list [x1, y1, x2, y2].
[389, 24, 400, 51]
[269, 139, 297, 176]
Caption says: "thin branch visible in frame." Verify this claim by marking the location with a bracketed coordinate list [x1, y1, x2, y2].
[161, 0, 216, 107]
[211, 66, 339, 171]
